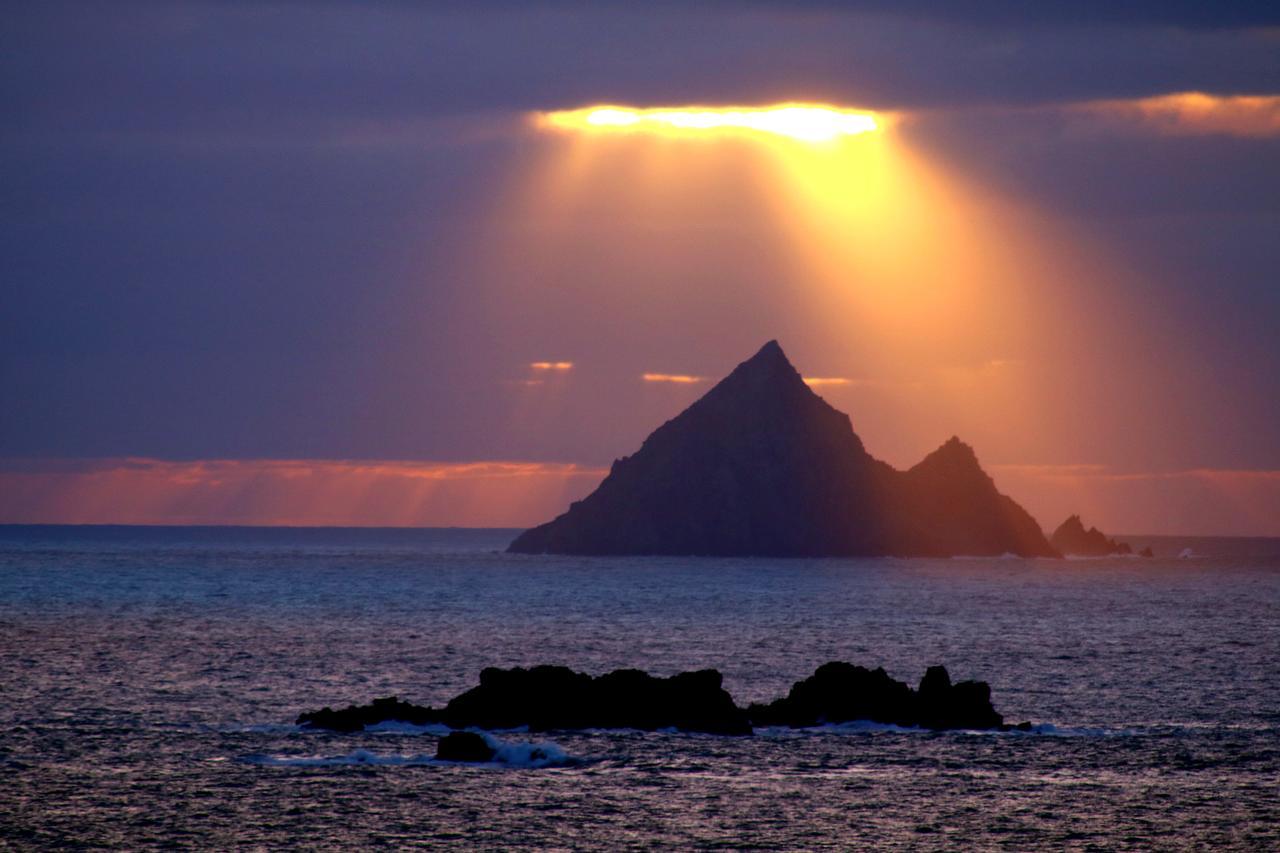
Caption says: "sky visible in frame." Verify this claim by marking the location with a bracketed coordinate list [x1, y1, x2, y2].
[2, 1, 1278, 533]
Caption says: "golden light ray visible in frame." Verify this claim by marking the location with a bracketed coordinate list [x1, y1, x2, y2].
[461, 100, 1177, 473]
[538, 103, 880, 143]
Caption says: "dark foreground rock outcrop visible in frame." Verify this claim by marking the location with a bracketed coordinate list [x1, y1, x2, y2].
[1050, 514, 1148, 557]
[748, 662, 1004, 730]
[298, 665, 750, 735]
[297, 695, 438, 733]
[298, 662, 1024, 735]
[508, 340, 1056, 558]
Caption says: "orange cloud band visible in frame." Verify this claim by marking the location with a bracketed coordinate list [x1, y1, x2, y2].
[1079, 92, 1280, 137]
[642, 373, 706, 384]
[990, 465, 1280, 537]
[3, 457, 1276, 535]
[0, 458, 606, 528]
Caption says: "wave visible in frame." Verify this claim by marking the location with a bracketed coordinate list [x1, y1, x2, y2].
[483, 733, 574, 767]
[999, 723, 1142, 737]
[756, 721, 1142, 737]
[241, 732, 576, 769]
[242, 748, 436, 767]
[363, 720, 452, 735]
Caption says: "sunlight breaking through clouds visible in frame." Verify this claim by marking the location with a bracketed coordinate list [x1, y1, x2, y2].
[539, 104, 880, 143]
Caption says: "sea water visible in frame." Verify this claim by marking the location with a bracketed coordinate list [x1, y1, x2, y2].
[1, 526, 1277, 849]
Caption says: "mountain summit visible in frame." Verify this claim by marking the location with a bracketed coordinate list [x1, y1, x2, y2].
[509, 341, 1057, 557]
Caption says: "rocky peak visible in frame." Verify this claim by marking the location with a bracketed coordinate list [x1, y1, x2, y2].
[509, 340, 1057, 558]
[909, 435, 983, 479]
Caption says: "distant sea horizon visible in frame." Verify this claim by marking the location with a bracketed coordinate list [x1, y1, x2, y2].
[4, 523, 1279, 558]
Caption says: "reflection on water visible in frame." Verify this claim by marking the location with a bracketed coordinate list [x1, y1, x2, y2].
[2, 526, 1277, 848]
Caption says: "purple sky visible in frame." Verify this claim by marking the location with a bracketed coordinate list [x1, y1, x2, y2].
[2, 2, 1278, 531]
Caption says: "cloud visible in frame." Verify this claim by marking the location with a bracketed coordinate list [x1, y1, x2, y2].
[530, 361, 574, 370]
[7, 0, 1280, 147]
[0, 458, 606, 528]
[642, 373, 707, 384]
[990, 464, 1280, 536]
[1077, 92, 1280, 137]
[7, 456, 1275, 535]
[802, 377, 853, 387]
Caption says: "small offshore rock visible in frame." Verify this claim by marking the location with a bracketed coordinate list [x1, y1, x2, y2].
[1050, 515, 1136, 557]
[435, 731, 495, 763]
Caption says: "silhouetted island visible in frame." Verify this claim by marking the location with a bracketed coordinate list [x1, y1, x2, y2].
[299, 665, 750, 735]
[509, 340, 1057, 557]
[297, 662, 1026, 735]
[1050, 514, 1151, 557]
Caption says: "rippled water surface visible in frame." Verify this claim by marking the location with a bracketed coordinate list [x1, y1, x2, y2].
[2, 526, 1277, 849]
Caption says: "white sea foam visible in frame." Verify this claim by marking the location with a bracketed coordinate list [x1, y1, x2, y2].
[480, 732, 573, 768]
[241, 732, 575, 769]
[243, 748, 435, 767]
[363, 720, 451, 735]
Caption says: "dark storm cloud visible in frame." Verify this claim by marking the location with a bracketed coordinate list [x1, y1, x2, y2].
[236, 0, 1280, 30]
[4, 0, 1279, 146]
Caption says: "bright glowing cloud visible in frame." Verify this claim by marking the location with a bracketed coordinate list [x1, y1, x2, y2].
[538, 104, 880, 143]
[530, 361, 574, 370]
[803, 377, 853, 387]
[642, 373, 706, 384]
[1082, 92, 1280, 137]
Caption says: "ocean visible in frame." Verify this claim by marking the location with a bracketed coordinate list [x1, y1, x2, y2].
[1, 525, 1277, 849]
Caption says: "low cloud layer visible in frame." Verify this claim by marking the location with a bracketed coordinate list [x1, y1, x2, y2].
[991, 465, 1280, 537]
[0, 458, 605, 528]
[4, 457, 1277, 535]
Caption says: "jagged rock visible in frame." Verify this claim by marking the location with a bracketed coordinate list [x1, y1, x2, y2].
[509, 340, 1057, 557]
[1139, 546, 1154, 558]
[298, 666, 750, 735]
[747, 662, 1005, 731]
[298, 662, 1018, 735]
[1050, 515, 1136, 556]
[435, 731, 495, 762]
[916, 665, 1004, 730]
[441, 665, 752, 735]
[296, 695, 440, 732]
